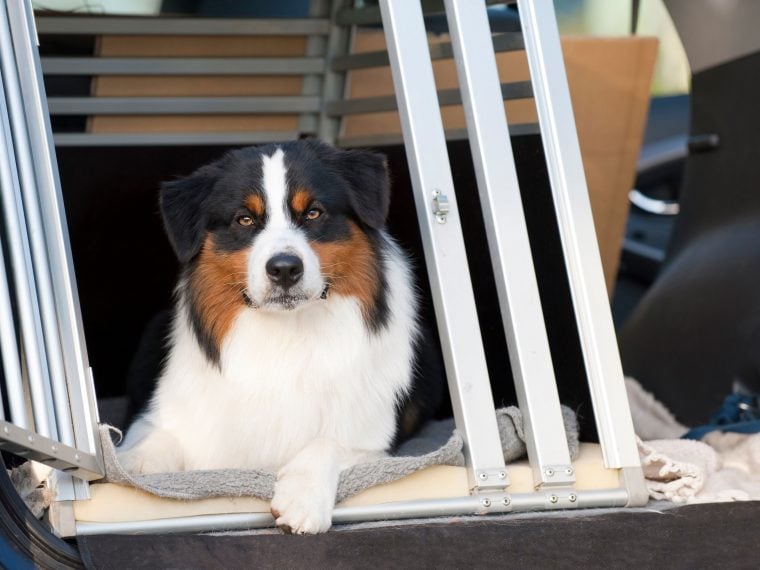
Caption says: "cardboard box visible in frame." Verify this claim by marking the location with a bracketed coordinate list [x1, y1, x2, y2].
[344, 32, 658, 293]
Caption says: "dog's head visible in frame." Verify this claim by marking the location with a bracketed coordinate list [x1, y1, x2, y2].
[160, 140, 391, 360]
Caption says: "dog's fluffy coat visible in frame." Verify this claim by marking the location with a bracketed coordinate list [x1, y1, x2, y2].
[119, 140, 443, 533]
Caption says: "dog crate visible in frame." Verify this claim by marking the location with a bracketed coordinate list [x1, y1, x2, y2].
[0, 0, 647, 540]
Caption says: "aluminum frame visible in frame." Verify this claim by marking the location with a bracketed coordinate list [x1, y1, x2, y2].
[378, 0, 507, 492]
[517, 0, 641, 471]
[444, 0, 573, 488]
[74, 487, 630, 536]
[0, 0, 104, 489]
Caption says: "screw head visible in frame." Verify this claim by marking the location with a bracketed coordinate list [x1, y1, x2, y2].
[565, 467, 574, 476]
[481, 498, 491, 508]
[478, 472, 488, 480]
[3, 426, 9, 434]
[27, 435, 34, 443]
[51, 445, 58, 452]
[435, 214, 447, 224]
[569, 493, 577, 502]
[498, 471, 506, 479]
[550, 494, 559, 504]
[74, 453, 81, 461]
[502, 497, 511, 507]
[545, 468, 555, 477]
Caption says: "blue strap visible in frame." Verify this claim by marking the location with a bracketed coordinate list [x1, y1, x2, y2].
[682, 393, 760, 440]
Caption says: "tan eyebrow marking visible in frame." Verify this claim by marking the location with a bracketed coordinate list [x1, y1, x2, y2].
[290, 188, 313, 216]
[245, 194, 265, 217]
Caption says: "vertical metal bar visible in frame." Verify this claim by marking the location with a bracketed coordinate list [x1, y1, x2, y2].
[517, 0, 640, 469]
[444, 0, 574, 487]
[379, 0, 507, 491]
[0, 240, 23, 425]
[7, 0, 100, 453]
[317, 0, 352, 143]
[298, 0, 329, 135]
[0, 42, 55, 439]
[0, 2, 69, 444]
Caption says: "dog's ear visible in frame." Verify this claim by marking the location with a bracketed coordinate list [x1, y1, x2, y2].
[308, 140, 390, 229]
[159, 164, 220, 264]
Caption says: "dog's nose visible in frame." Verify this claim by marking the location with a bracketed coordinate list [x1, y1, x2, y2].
[266, 254, 304, 288]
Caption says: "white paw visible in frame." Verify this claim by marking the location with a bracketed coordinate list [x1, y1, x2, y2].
[117, 445, 183, 475]
[270, 471, 335, 534]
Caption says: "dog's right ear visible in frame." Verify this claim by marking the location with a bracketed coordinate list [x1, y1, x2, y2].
[160, 164, 219, 264]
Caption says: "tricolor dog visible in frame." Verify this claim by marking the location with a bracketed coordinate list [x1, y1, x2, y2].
[119, 140, 443, 534]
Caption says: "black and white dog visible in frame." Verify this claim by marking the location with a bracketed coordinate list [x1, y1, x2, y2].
[118, 140, 443, 534]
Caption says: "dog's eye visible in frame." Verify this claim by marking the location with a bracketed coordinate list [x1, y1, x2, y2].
[237, 215, 254, 227]
[305, 208, 322, 221]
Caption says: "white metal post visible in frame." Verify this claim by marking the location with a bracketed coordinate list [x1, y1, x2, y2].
[379, 0, 508, 491]
[444, 0, 574, 488]
[517, 0, 642, 474]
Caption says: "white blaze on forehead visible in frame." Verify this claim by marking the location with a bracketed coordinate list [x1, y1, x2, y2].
[261, 148, 290, 229]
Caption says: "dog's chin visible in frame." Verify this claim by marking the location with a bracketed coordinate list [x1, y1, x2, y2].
[246, 290, 319, 313]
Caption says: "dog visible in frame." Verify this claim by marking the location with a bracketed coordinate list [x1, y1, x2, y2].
[118, 139, 444, 534]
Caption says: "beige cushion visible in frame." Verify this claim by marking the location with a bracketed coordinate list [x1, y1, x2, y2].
[75, 443, 619, 523]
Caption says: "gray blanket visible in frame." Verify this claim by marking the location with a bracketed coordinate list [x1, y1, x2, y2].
[101, 406, 579, 502]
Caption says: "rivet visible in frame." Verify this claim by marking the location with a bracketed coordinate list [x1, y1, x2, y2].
[545, 468, 555, 477]
[481, 498, 491, 508]
[498, 471, 506, 479]
[550, 494, 559, 504]
[502, 497, 511, 507]
[478, 472, 488, 480]
[565, 467, 574, 476]
[569, 493, 577, 503]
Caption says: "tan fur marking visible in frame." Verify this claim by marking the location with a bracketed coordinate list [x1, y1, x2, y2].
[311, 222, 378, 320]
[245, 194, 265, 217]
[290, 189, 312, 216]
[192, 235, 248, 351]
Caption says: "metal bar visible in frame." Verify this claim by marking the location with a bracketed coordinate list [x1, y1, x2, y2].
[74, 487, 629, 536]
[53, 131, 301, 147]
[0, 238, 24, 425]
[338, 0, 508, 26]
[4, 1, 74, 448]
[378, 0, 506, 492]
[47, 96, 321, 115]
[445, 0, 573, 488]
[0, 420, 103, 481]
[0, 11, 56, 440]
[8, 0, 104, 478]
[298, 0, 331, 135]
[336, 122, 540, 148]
[35, 17, 330, 37]
[326, 80, 532, 116]
[40, 57, 326, 76]
[316, 0, 353, 142]
[331, 32, 524, 72]
[517, 0, 641, 469]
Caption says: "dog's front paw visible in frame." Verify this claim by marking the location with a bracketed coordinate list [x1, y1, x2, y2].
[270, 470, 335, 534]
[117, 433, 184, 475]
[117, 448, 180, 475]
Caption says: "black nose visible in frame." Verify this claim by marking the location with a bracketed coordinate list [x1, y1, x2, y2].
[266, 254, 304, 288]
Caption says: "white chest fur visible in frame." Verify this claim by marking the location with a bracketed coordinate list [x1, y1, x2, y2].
[129, 247, 418, 472]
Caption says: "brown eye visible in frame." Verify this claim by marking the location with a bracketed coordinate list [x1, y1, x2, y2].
[237, 215, 254, 227]
[305, 208, 322, 221]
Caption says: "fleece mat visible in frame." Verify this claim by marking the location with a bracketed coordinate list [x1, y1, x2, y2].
[100, 406, 579, 502]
